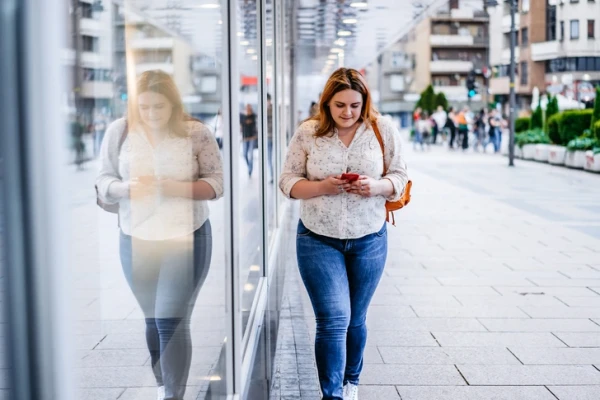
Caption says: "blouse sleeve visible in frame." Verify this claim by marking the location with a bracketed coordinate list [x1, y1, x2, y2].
[190, 122, 224, 200]
[95, 118, 127, 204]
[278, 122, 313, 198]
[378, 117, 409, 202]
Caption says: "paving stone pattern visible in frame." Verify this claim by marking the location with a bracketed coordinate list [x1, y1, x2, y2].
[271, 142, 600, 400]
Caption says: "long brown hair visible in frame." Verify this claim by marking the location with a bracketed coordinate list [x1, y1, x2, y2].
[311, 68, 379, 137]
[128, 70, 190, 137]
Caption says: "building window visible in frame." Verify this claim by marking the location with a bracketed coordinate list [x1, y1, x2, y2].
[546, 3, 557, 41]
[522, 0, 530, 12]
[390, 74, 405, 91]
[521, 28, 529, 46]
[560, 21, 565, 40]
[520, 61, 528, 85]
[571, 20, 580, 39]
[81, 35, 99, 52]
[588, 20, 595, 38]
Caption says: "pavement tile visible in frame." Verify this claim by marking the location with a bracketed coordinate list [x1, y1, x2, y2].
[354, 385, 400, 399]
[494, 286, 600, 297]
[370, 294, 462, 307]
[362, 304, 417, 317]
[367, 317, 487, 332]
[553, 332, 600, 347]
[478, 318, 600, 332]
[519, 306, 600, 319]
[75, 366, 156, 387]
[412, 305, 529, 318]
[359, 364, 465, 385]
[437, 277, 533, 286]
[74, 389, 125, 400]
[509, 347, 600, 364]
[366, 331, 439, 347]
[457, 365, 600, 385]
[454, 294, 565, 307]
[378, 346, 520, 365]
[433, 332, 566, 347]
[528, 278, 600, 287]
[79, 349, 149, 367]
[396, 285, 503, 296]
[396, 386, 556, 400]
[554, 296, 600, 307]
[547, 386, 600, 400]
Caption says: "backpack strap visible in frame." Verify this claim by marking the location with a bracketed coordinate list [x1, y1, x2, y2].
[372, 121, 394, 224]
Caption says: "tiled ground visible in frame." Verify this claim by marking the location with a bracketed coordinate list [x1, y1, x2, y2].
[271, 140, 600, 400]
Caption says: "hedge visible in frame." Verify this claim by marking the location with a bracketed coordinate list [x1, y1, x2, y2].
[547, 114, 561, 145]
[515, 128, 550, 148]
[515, 117, 530, 133]
[558, 109, 593, 145]
[595, 120, 600, 142]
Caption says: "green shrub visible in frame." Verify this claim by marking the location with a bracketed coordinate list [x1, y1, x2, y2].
[545, 96, 559, 133]
[566, 137, 598, 151]
[559, 109, 593, 145]
[595, 120, 600, 142]
[416, 85, 436, 114]
[593, 147, 600, 155]
[591, 86, 600, 133]
[515, 117, 530, 133]
[547, 113, 562, 144]
[515, 129, 551, 148]
[530, 103, 543, 130]
[434, 92, 449, 111]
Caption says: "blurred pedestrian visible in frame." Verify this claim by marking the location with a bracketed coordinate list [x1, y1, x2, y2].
[473, 109, 486, 152]
[95, 70, 223, 400]
[456, 106, 470, 151]
[432, 105, 447, 145]
[93, 116, 107, 157]
[71, 116, 85, 170]
[279, 67, 409, 400]
[446, 106, 457, 149]
[211, 108, 223, 150]
[415, 112, 432, 151]
[241, 104, 258, 177]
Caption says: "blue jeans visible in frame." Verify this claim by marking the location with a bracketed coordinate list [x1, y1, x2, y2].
[296, 220, 387, 400]
[243, 139, 257, 176]
[119, 221, 212, 400]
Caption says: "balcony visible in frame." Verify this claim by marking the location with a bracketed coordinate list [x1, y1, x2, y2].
[531, 41, 561, 61]
[433, 85, 468, 100]
[79, 18, 102, 36]
[430, 60, 473, 73]
[489, 76, 510, 95]
[501, 13, 520, 33]
[501, 47, 520, 64]
[430, 34, 473, 46]
[135, 63, 175, 75]
[130, 37, 175, 50]
[61, 49, 102, 67]
[81, 81, 113, 99]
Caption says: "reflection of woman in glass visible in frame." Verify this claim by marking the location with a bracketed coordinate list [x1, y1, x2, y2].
[96, 70, 223, 400]
[279, 68, 408, 400]
[241, 103, 258, 177]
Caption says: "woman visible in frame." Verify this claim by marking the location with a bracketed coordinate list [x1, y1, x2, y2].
[445, 106, 457, 149]
[241, 104, 258, 177]
[279, 68, 408, 400]
[96, 70, 223, 400]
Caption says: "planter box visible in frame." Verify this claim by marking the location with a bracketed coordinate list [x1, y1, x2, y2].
[548, 145, 566, 165]
[534, 144, 550, 162]
[522, 144, 536, 160]
[514, 146, 522, 159]
[584, 151, 600, 172]
[565, 150, 586, 169]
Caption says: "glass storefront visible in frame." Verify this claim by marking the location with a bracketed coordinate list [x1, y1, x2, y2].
[0, 0, 294, 398]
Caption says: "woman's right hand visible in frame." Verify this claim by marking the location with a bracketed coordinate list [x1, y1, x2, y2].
[320, 175, 350, 196]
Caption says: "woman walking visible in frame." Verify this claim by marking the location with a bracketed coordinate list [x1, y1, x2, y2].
[279, 68, 409, 400]
[96, 70, 223, 400]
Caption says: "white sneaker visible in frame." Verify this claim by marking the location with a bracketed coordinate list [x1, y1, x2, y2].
[343, 383, 358, 400]
[157, 386, 165, 400]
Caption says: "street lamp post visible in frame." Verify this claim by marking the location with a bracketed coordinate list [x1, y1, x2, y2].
[508, 0, 517, 167]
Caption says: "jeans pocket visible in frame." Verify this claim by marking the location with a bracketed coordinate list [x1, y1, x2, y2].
[375, 223, 387, 237]
[297, 220, 312, 237]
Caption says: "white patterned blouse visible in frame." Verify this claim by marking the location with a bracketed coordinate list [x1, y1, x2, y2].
[279, 115, 408, 239]
[96, 118, 223, 241]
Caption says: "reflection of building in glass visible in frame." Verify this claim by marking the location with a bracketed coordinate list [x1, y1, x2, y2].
[65, 0, 114, 125]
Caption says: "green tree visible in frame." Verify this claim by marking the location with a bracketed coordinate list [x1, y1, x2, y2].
[545, 95, 559, 134]
[416, 85, 436, 114]
[530, 101, 543, 130]
[591, 86, 600, 140]
[434, 92, 449, 111]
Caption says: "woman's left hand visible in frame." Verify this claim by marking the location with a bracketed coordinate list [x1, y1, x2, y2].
[346, 176, 381, 197]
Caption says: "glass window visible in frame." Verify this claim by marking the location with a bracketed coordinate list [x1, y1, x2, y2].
[571, 20, 580, 39]
[67, 1, 231, 398]
[522, 0, 530, 12]
[390, 74, 405, 91]
[560, 21, 565, 40]
[266, 0, 277, 242]
[588, 20, 595, 38]
[547, 4, 557, 41]
[520, 61, 528, 85]
[521, 28, 529, 47]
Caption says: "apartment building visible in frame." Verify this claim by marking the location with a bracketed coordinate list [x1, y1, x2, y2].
[65, 0, 114, 124]
[373, 0, 489, 124]
[490, 0, 600, 110]
[532, 0, 600, 106]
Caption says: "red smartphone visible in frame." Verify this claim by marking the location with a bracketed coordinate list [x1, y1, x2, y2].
[341, 173, 360, 182]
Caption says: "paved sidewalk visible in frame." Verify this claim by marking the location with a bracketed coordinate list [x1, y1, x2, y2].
[273, 143, 600, 399]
